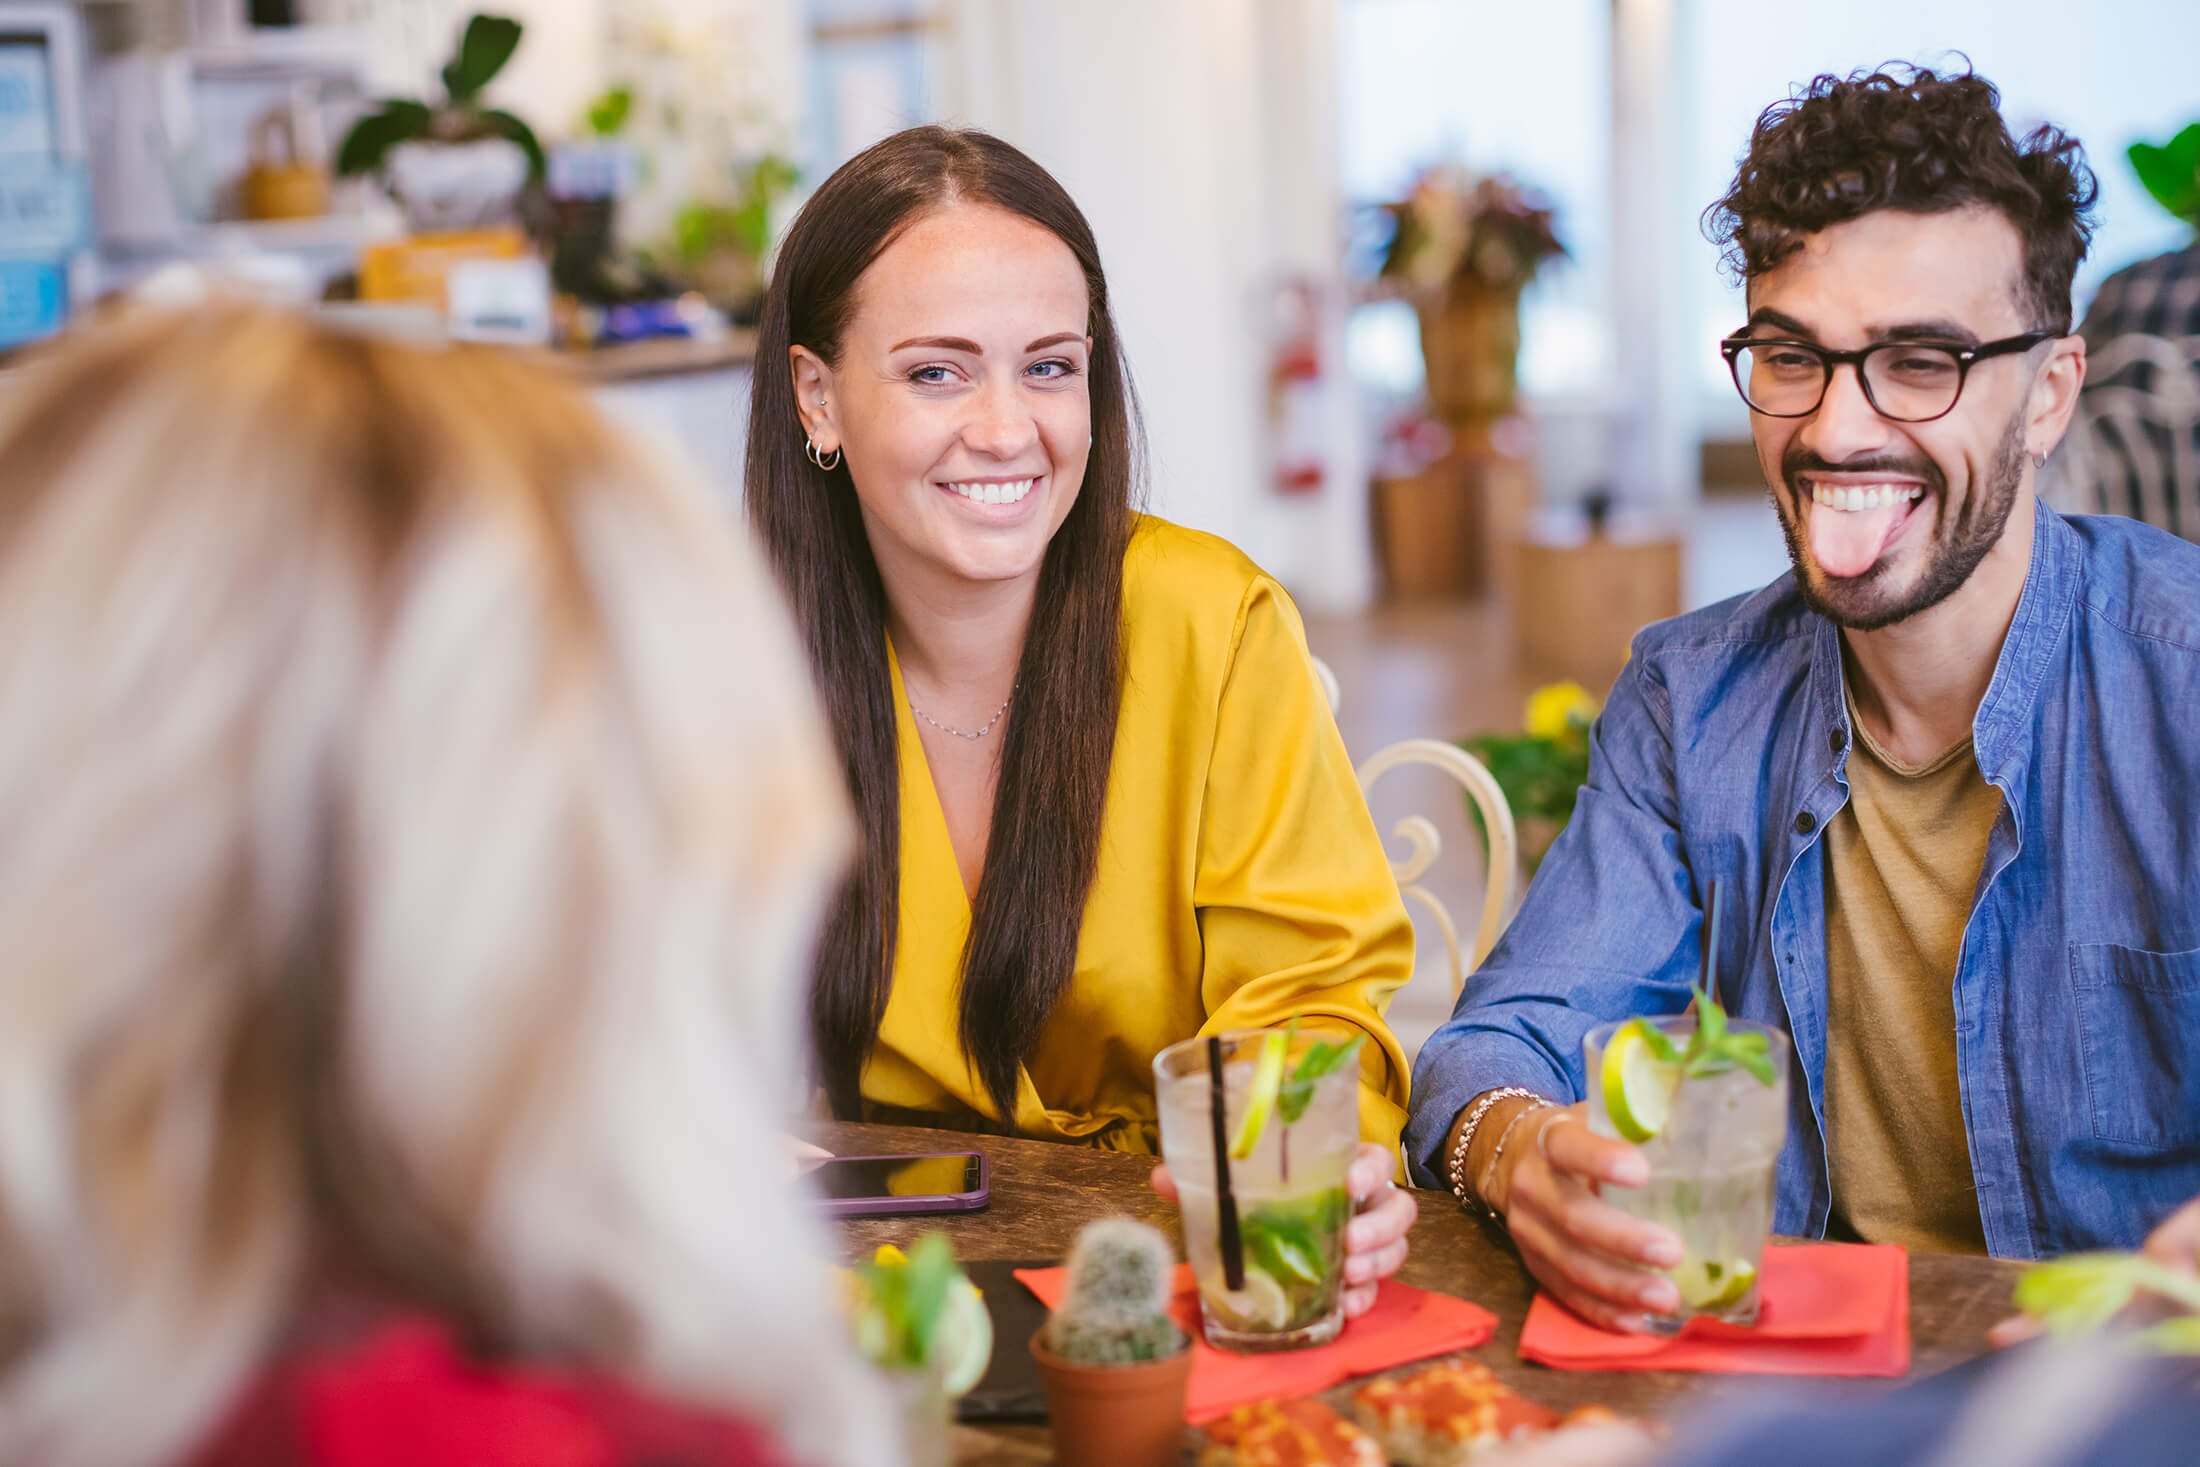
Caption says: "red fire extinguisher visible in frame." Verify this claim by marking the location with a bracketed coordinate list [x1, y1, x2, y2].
[1269, 279, 1326, 496]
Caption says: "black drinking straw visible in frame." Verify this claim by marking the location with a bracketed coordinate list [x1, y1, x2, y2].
[1206, 1035, 1245, 1291]
[1699, 879, 1725, 1009]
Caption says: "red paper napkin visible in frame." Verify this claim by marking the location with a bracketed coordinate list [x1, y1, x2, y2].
[1016, 1263, 1496, 1425]
[1519, 1242, 1910, 1377]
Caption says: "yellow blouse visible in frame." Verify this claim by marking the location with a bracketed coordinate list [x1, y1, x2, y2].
[863, 516, 1414, 1157]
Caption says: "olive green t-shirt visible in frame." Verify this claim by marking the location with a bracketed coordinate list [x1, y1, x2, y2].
[1821, 694, 1999, 1254]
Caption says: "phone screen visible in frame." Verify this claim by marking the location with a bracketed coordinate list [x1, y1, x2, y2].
[814, 1153, 983, 1201]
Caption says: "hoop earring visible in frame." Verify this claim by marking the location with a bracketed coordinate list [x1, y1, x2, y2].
[805, 436, 842, 472]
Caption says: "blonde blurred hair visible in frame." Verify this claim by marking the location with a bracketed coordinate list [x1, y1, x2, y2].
[0, 305, 899, 1467]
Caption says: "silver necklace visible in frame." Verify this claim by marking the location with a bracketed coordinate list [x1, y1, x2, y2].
[908, 684, 1017, 741]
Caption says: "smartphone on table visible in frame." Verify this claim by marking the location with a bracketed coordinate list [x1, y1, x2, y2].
[813, 1151, 990, 1218]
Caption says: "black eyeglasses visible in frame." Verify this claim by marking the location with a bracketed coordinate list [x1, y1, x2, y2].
[1719, 330, 2052, 423]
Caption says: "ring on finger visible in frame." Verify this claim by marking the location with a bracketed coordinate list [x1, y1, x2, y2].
[1533, 1109, 1575, 1163]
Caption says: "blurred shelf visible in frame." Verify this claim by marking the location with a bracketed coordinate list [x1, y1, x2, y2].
[106, 212, 397, 256]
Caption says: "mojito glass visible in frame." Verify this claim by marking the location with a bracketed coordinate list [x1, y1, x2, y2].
[1583, 1017, 1789, 1331]
[1154, 1029, 1358, 1352]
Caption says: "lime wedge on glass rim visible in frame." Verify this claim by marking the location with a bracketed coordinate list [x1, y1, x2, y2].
[1601, 1018, 1681, 1144]
[1229, 1030, 1290, 1159]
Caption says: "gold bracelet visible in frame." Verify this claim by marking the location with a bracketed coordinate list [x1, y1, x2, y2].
[1474, 1101, 1556, 1221]
[1446, 1086, 1543, 1210]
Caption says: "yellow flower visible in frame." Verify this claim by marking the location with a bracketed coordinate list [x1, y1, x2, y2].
[1525, 681, 1599, 742]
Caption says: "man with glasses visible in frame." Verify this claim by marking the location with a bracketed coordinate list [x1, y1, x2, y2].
[1407, 64, 2200, 1331]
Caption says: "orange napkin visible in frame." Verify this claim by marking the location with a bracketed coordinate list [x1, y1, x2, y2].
[1016, 1263, 1497, 1426]
[1519, 1242, 1909, 1377]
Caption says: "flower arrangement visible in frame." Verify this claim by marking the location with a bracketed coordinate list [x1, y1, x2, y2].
[1460, 681, 1601, 873]
[845, 1236, 991, 1388]
[1378, 164, 1566, 300]
[842, 1236, 991, 1467]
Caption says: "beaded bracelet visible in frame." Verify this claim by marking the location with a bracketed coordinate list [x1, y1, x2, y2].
[1446, 1086, 1544, 1212]
[1473, 1100, 1557, 1221]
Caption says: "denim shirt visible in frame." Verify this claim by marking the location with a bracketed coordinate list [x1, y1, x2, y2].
[1406, 504, 2200, 1258]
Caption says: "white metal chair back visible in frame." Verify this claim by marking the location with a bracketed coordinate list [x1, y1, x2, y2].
[1310, 657, 1519, 1002]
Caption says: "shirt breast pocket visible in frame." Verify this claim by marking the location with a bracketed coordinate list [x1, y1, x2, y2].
[2070, 942, 2200, 1148]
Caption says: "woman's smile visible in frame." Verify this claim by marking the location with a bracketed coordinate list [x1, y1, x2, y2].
[937, 472, 1044, 512]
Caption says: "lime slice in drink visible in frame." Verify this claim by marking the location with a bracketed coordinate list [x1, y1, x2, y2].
[1210, 1266, 1290, 1331]
[934, 1276, 994, 1395]
[1600, 1019, 1681, 1143]
[1673, 1257, 1757, 1311]
[1229, 1030, 1290, 1159]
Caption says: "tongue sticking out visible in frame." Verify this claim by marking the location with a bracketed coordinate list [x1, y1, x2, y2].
[1807, 497, 1912, 579]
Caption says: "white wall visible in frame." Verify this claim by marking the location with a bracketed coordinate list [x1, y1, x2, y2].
[941, 0, 1374, 609]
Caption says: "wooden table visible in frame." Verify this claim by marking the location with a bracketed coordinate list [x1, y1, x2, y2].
[823, 1121, 2026, 1465]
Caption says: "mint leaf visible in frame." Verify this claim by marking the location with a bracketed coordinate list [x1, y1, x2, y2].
[1724, 1040, 1776, 1087]
[1276, 1034, 1364, 1125]
[1694, 988, 1727, 1051]
[1633, 1019, 1683, 1066]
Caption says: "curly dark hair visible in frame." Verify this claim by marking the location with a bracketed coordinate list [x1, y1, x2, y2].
[1706, 63, 2098, 334]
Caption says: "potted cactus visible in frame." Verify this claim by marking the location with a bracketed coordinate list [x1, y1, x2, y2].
[1030, 1218, 1193, 1467]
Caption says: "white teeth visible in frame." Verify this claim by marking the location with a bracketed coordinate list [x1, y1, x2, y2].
[944, 477, 1036, 506]
[1808, 483, 1925, 512]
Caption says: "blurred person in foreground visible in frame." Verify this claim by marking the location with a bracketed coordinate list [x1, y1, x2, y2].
[747, 126, 1416, 1312]
[0, 304, 900, 1467]
[1409, 63, 2200, 1329]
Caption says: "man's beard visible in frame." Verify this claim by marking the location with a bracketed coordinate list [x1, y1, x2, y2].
[1774, 411, 2027, 632]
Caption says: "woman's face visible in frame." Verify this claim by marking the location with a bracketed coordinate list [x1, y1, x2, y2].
[794, 204, 1093, 597]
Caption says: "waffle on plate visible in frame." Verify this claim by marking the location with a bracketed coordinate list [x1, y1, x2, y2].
[1198, 1396, 1387, 1467]
[1351, 1361, 1638, 1466]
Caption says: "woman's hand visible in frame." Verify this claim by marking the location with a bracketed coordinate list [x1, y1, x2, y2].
[1150, 1142, 1417, 1318]
[1990, 1192, 2200, 1348]
[1486, 1103, 1685, 1333]
[2143, 1194, 2200, 1273]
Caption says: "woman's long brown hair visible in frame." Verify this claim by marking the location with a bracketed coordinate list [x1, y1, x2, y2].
[746, 127, 1141, 1123]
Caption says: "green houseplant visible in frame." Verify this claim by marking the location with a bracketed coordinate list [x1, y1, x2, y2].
[336, 13, 546, 232]
[1461, 681, 1601, 876]
[1030, 1218, 1191, 1467]
[2129, 123, 2200, 228]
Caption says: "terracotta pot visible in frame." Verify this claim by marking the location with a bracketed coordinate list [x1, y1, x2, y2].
[1417, 286, 1521, 430]
[1029, 1330, 1190, 1467]
[1372, 452, 1484, 601]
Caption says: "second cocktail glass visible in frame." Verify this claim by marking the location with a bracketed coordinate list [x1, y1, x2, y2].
[1154, 1027, 1360, 1352]
[1583, 1015, 1790, 1331]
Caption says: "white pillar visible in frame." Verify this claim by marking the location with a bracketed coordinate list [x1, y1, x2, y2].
[1609, 0, 1700, 514]
[940, 0, 1369, 607]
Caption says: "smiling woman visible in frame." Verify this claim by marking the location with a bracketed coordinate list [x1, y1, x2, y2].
[745, 126, 1419, 1309]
